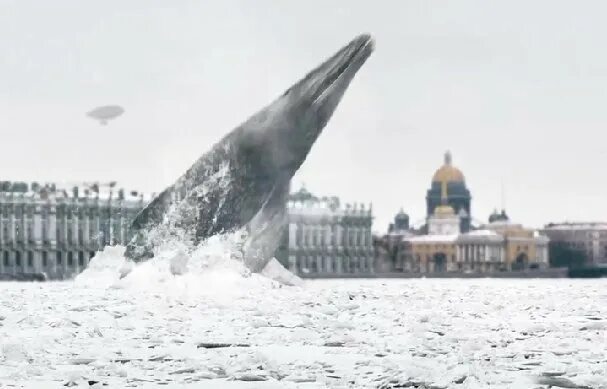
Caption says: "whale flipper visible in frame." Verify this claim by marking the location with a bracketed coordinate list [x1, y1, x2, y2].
[242, 178, 290, 272]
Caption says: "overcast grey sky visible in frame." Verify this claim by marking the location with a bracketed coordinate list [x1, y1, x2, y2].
[1, 0, 606, 232]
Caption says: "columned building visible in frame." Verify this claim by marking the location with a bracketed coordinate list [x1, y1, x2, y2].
[426, 151, 472, 232]
[456, 230, 507, 273]
[396, 209, 549, 274]
[276, 187, 374, 276]
[0, 181, 147, 280]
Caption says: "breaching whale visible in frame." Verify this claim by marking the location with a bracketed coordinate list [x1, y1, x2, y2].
[124, 34, 375, 273]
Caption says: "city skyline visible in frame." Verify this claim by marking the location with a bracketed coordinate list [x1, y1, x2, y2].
[2, 1, 607, 232]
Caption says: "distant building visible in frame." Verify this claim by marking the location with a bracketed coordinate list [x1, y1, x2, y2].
[542, 223, 607, 267]
[375, 152, 549, 274]
[276, 187, 374, 276]
[489, 209, 510, 223]
[387, 209, 409, 234]
[398, 207, 549, 274]
[0, 181, 147, 280]
[401, 182, 462, 273]
[375, 210, 417, 272]
[481, 214, 549, 270]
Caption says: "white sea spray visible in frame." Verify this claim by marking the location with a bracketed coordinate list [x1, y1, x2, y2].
[75, 228, 301, 296]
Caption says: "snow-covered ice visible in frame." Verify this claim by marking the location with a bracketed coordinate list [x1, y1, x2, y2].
[1, 239, 606, 388]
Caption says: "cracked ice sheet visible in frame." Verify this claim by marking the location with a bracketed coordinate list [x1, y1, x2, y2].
[1, 274, 607, 388]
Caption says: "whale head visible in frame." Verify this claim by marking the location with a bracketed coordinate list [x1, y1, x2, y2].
[236, 34, 375, 180]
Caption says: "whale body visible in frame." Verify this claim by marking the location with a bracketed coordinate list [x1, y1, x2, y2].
[124, 34, 375, 272]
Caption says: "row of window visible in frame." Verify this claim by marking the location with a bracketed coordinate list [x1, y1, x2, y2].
[401, 262, 506, 273]
[296, 255, 371, 273]
[0, 222, 130, 246]
[406, 253, 503, 263]
[1, 250, 95, 268]
[1, 206, 136, 219]
[293, 227, 372, 247]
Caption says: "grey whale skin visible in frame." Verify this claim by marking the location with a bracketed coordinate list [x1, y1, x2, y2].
[124, 34, 375, 272]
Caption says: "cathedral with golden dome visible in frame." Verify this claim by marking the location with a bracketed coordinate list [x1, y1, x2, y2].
[377, 151, 550, 274]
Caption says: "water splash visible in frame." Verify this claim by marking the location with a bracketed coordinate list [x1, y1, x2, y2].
[75, 229, 302, 296]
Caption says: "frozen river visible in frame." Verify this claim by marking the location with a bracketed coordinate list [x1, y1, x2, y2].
[1, 253, 606, 388]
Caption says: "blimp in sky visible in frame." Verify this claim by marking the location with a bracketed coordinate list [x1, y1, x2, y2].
[86, 105, 124, 125]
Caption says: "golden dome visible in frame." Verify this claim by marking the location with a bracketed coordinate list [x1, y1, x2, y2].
[432, 151, 465, 183]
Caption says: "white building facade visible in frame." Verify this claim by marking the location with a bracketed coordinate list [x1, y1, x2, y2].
[0, 182, 147, 280]
[276, 188, 374, 276]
